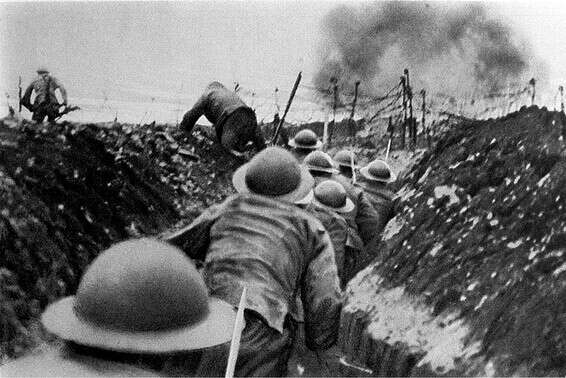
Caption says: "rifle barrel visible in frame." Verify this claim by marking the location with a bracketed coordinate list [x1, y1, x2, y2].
[271, 72, 302, 145]
[18, 76, 22, 113]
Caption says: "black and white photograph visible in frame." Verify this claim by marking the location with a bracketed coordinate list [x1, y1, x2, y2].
[1, 0, 566, 376]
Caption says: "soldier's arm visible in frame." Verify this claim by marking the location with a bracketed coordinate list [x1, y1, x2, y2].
[21, 84, 34, 110]
[326, 216, 348, 285]
[302, 227, 343, 351]
[161, 204, 221, 261]
[52, 77, 68, 104]
[356, 192, 381, 246]
[180, 95, 207, 135]
[252, 122, 267, 151]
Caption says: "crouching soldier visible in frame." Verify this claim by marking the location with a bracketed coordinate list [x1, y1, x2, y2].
[0, 238, 236, 377]
[307, 180, 353, 287]
[180, 81, 266, 154]
[332, 150, 384, 281]
[357, 159, 397, 236]
[165, 147, 342, 376]
[288, 128, 323, 163]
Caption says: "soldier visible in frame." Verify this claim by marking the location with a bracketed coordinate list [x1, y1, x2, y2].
[165, 146, 342, 376]
[288, 128, 322, 163]
[308, 180, 353, 287]
[303, 150, 338, 186]
[0, 238, 236, 377]
[290, 179, 350, 376]
[332, 150, 383, 281]
[180, 81, 266, 154]
[332, 149, 384, 246]
[303, 149, 363, 274]
[356, 159, 397, 235]
[21, 67, 68, 123]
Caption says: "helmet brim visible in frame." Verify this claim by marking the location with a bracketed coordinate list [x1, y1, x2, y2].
[232, 163, 314, 203]
[288, 139, 323, 150]
[312, 196, 355, 214]
[359, 166, 397, 183]
[306, 164, 339, 174]
[42, 296, 236, 354]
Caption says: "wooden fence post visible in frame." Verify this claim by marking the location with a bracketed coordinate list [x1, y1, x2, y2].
[349, 81, 361, 137]
[529, 78, 536, 106]
[400, 76, 407, 150]
[421, 89, 429, 148]
[560, 85, 564, 113]
[330, 78, 339, 144]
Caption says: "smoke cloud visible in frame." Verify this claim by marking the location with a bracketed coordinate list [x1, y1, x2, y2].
[314, 2, 537, 97]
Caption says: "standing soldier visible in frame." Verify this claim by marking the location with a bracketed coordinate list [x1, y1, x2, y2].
[165, 147, 342, 376]
[180, 81, 266, 154]
[288, 128, 322, 163]
[21, 67, 68, 123]
[356, 159, 397, 235]
[0, 238, 236, 377]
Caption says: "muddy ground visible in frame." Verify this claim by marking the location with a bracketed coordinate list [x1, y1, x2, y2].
[344, 106, 566, 376]
[0, 112, 447, 372]
[0, 118, 241, 360]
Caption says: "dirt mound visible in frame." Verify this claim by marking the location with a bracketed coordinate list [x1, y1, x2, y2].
[342, 106, 566, 376]
[0, 118, 240, 360]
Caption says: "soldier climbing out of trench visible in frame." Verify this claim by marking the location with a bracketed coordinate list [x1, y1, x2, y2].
[179, 81, 266, 155]
[0, 238, 237, 377]
[21, 67, 68, 123]
[164, 146, 342, 376]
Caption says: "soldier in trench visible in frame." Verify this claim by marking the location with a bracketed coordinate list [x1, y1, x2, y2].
[288, 128, 323, 163]
[355, 159, 397, 241]
[331, 150, 387, 282]
[0, 238, 236, 377]
[179, 81, 266, 155]
[164, 146, 342, 376]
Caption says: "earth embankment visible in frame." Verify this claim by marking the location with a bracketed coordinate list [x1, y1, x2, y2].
[341, 106, 566, 376]
[0, 119, 239, 359]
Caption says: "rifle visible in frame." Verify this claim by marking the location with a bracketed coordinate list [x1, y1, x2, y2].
[350, 150, 357, 185]
[271, 71, 302, 145]
[18, 76, 22, 113]
[225, 286, 247, 378]
[54, 105, 80, 120]
[385, 138, 392, 161]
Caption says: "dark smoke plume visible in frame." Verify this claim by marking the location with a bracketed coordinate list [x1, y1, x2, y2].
[314, 2, 536, 97]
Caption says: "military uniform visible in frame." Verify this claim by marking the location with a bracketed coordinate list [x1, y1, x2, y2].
[329, 174, 382, 283]
[304, 202, 348, 287]
[167, 193, 342, 376]
[180, 82, 266, 152]
[22, 72, 67, 123]
[355, 181, 395, 236]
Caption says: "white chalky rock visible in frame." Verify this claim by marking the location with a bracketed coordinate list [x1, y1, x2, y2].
[433, 185, 461, 206]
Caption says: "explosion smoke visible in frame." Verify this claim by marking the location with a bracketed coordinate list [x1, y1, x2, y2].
[314, 2, 536, 97]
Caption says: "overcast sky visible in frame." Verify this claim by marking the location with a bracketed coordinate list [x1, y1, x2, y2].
[1, 1, 566, 104]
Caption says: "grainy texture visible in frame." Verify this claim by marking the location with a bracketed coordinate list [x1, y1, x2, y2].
[0, 118, 240, 361]
[343, 106, 566, 376]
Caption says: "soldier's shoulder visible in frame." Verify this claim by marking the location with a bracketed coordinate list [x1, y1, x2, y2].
[0, 347, 159, 377]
